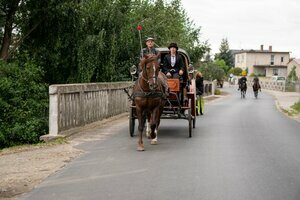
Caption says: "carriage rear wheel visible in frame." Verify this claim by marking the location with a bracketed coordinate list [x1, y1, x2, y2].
[193, 113, 196, 128]
[129, 108, 135, 137]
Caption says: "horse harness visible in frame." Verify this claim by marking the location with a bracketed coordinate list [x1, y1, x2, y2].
[132, 61, 165, 99]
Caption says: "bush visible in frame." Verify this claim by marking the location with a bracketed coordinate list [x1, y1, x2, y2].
[291, 101, 300, 113]
[198, 62, 225, 81]
[214, 89, 221, 95]
[228, 67, 243, 76]
[0, 60, 48, 148]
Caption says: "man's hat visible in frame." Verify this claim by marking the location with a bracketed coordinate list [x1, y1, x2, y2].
[145, 37, 154, 41]
[168, 42, 178, 50]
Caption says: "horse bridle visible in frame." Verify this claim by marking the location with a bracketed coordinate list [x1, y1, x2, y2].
[141, 62, 158, 85]
[133, 59, 164, 99]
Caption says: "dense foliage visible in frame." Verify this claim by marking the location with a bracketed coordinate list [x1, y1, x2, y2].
[197, 62, 225, 81]
[0, 60, 48, 148]
[0, 0, 210, 148]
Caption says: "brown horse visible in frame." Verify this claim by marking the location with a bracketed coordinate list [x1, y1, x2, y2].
[132, 55, 166, 151]
[252, 77, 261, 98]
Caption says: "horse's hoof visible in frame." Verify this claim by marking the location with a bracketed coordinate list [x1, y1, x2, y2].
[137, 145, 145, 151]
[151, 140, 157, 145]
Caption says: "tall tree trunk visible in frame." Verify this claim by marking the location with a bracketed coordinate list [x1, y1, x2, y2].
[0, 0, 20, 61]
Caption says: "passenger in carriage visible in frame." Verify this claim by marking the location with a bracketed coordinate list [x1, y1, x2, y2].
[163, 42, 189, 102]
[162, 43, 184, 79]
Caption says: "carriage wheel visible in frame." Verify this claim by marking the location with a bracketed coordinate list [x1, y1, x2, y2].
[193, 114, 196, 128]
[129, 108, 135, 137]
[188, 99, 192, 137]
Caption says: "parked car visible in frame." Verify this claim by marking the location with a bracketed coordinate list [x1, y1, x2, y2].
[272, 76, 286, 82]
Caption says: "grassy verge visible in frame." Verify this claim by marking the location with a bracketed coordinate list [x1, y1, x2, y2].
[282, 101, 300, 116]
[291, 101, 300, 113]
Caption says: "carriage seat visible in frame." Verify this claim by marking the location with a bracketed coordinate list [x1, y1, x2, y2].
[167, 79, 180, 92]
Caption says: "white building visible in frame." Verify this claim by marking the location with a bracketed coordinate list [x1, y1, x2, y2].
[234, 45, 290, 77]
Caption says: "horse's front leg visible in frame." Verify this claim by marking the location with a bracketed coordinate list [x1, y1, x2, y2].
[146, 112, 151, 139]
[136, 109, 145, 151]
[150, 108, 160, 145]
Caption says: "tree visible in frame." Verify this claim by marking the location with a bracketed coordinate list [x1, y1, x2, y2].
[214, 59, 229, 75]
[287, 66, 298, 81]
[214, 38, 234, 69]
[0, 0, 21, 61]
[198, 62, 225, 81]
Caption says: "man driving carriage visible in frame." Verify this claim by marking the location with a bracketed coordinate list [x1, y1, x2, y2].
[139, 37, 169, 98]
[141, 37, 160, 58]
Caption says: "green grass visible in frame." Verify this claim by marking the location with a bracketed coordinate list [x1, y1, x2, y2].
[282, 101, 300, 116]
[214, 89, 221, 95]
[291, 101, 300, 113]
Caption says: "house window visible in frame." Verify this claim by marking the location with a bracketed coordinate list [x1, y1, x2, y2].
[281, 57, 284, 62]
[270, 55, 274, 65]
[237, 55, 239, 63]
[273, 68, 278, 76]
[241, 55, 244, 63]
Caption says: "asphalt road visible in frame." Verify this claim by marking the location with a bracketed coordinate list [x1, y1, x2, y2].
[21, 86, 300, 200]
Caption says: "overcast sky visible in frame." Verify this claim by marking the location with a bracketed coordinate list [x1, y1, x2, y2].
[181, 0, 300, 58]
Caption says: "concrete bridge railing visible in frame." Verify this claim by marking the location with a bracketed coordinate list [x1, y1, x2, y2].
[47, 82, 133, 138]
[43, 81, 214, 139]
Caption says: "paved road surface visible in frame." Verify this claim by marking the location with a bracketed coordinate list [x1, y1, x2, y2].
[21, 87, 300, 200]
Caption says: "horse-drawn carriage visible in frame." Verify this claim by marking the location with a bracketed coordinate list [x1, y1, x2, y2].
[127, 48, 197, 150]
